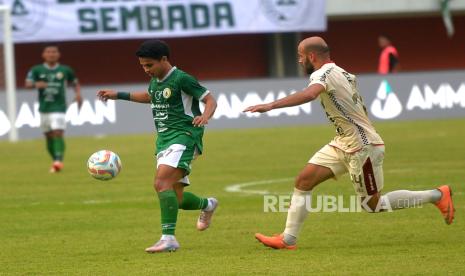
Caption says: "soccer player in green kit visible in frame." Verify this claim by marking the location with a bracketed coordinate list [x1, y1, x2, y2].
[25, 45, 82, 173]
[97, 40, 218, 253]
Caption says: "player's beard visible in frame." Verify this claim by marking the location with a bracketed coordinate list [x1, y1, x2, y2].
[304, 58, 315, 75]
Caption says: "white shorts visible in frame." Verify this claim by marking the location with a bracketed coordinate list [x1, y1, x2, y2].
[156, 144, 200, 185]
[309, 144, 385, 196]
[40, 112, 66, 133]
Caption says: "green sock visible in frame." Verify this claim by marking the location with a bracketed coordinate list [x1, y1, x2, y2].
[46, 138, 54, 159]
[179, 192, 208, 210]
[158, 190, 178, 235]
[53, 137, 65, 161]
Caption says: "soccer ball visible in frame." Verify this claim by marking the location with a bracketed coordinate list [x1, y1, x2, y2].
[87, 150, 122, 181]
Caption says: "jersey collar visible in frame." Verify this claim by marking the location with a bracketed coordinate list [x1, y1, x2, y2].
[43, 63, 60, 70]
[158, 66, 177, 82]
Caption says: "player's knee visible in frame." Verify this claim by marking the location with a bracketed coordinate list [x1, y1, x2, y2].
[154, 177, 172, 192]
[54, 130, 64, 137]
[295, 175, 315, 191]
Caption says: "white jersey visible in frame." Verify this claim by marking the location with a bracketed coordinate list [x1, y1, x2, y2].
[309, 63, 384, 153]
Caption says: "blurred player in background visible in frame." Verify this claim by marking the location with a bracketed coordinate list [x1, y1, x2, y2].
[25, 45, 82, 173]
[244, 36, 454, 250]
[378, 35, 400, 74]
[97, 40, 218, 253]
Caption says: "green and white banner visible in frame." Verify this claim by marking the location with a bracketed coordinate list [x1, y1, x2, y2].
[5, 0, 326, 43]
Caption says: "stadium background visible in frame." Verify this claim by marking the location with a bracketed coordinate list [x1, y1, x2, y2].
[3, 0, 464, 141]
[1, 1, 465, 275]
[13, 3, 465, 85]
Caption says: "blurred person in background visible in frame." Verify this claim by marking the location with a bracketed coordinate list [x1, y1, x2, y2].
[25, 45, 82, 173]
[378, 35, 400, 74]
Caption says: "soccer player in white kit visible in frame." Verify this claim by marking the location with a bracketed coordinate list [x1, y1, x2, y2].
[243, 36, 455, 250]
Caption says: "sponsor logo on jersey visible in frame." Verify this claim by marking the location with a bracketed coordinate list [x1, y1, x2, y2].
[370, 80, 403, 119]
[56, 72, 64, 80]
[7, 0, 48, 39]
[154, 90, 163, 101]
[155, 111, 168, 121]
[162, 88, 172, 99]
[153, 104, 169, 109]
[47, 73, 56, 82]
[157, 127, 168, 132]
[261, 0, 309, 27]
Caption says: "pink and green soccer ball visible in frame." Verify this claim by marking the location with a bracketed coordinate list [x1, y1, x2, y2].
[87, 150, 122, 180]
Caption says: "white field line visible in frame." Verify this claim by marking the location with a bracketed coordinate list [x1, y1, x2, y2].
[224, 177, 294, 195]
[224, 174, 460, 197]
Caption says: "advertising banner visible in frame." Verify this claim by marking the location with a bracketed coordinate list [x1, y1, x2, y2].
[0, 70, 464, 140]
[5, 0, 326, 43]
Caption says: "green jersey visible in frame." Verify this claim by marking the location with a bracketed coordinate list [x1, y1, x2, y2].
[148, 67, 209, 154]
[26, 63, 78, 113]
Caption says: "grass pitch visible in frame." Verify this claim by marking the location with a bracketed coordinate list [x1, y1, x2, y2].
[1, 118, 464, 275]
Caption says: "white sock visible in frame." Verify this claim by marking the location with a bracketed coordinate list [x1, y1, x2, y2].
[283, 188, 312, 245]
[161, 234, 175, 240]
[203, 198, 214, 211]
[380, 189, 442, 210]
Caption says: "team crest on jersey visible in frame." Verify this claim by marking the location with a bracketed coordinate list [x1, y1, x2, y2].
[260, 0, 309, 26]
[56, 72, 64, 80]
[162, 88, 172, 99]
[4, 0, 48, 40]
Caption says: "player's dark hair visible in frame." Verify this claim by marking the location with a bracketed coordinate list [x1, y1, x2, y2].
[135, 40, 170, 60]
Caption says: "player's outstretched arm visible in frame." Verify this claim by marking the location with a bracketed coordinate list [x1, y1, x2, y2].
[97, 90, 151, 104]
[25, 80, 34, 89]
[25, 80, 48, 89]
[243, 83, 325, 113]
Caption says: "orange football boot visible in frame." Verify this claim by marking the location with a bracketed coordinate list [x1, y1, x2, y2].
[50, 161, 64, 173]
[434, 185, 455, 225]
[255, 233, 297, 250]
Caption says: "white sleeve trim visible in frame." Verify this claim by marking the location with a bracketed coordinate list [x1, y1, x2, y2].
[199, 90, 210, 101]
[309, 80, 327, 90]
